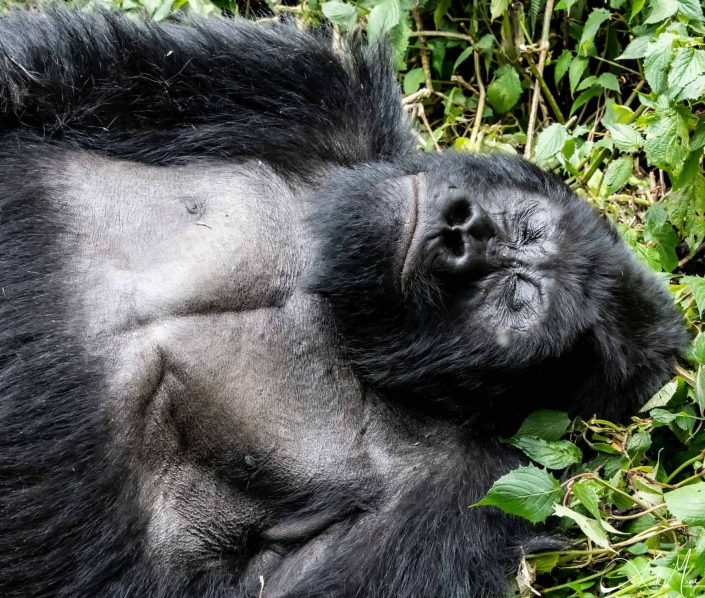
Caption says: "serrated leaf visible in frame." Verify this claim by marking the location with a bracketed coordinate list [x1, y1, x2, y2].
[554, 50, 573, 86]
[692, 333, 705, 365]
[677, 0, 704, 20]
[641, 380, 678, 411]
[664, 482, 705, 526]
[514, 410, 571, 441]
[645, 0, 678, 23]
[509, 437, 582, 469]
[572, 480, 602, 521]
[605, 123, 643, 153]
[644, 111, 688, 172]
[403, 68, 425, 95]
[626, 430, 652, 460]
[322, 1, 358, 30]
[668, 48, 705, 99]
[490, 0, 510, 21]
[677, 75, 705, 102]
[598, 72, 620, 91]
[367, 0, 401, 43]
[569, 55, 589, 95]
[651, 407, 680, 424]
[683, 276, 705, 317]
[644, 204, 679, 272]
[644, 44, 674, 95]
[473, 465, 563, 523]
[486, 66, 522, 114]
[553, 504, 613, 549]
[618, 36, 651, 60]
[604, 156, 633, 195]
[579, 8, 611, 55]
[696, 366, 705, 415]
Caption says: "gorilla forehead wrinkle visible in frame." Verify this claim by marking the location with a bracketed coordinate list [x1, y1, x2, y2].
[0, 9, 686, 598]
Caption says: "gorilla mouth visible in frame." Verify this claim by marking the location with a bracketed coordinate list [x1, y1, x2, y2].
[400, 172, 421, 291]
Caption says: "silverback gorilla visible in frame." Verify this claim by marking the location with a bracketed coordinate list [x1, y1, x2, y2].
[0, 9, 686, 598]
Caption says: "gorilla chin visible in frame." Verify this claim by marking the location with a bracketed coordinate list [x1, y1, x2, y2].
[0, 9, 686, 598]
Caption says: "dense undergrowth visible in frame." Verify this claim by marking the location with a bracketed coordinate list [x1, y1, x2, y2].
[2, 0, 704, 595]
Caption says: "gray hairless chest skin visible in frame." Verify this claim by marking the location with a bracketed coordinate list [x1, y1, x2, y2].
[0, 10, 686, 598]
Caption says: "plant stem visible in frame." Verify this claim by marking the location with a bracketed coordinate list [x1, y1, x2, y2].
[524, 0, 555, 159]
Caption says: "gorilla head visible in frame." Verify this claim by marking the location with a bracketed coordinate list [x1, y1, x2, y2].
[0, 9, 685, 598]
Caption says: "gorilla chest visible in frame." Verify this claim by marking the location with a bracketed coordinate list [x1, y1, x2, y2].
[56, 154, 368, 482]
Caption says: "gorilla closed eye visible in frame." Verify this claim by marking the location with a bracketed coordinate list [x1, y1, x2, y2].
[0, 9, 686, 598]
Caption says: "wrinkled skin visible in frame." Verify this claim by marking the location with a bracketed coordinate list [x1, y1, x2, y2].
[0, 11, 686, 598]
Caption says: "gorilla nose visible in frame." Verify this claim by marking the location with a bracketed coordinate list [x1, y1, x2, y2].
[433, 195, 496, 275]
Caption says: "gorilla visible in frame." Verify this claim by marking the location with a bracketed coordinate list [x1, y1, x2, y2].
[0, 9, 686, 598]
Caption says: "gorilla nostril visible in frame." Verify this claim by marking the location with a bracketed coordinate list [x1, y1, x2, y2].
[446, 200, 471, 226]
[442, 228, 465, 256]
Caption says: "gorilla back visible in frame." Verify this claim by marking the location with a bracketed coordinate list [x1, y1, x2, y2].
[0, 10, 685, 598]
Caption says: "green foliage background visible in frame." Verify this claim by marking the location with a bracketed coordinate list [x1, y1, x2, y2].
[2, 0, 705, 595]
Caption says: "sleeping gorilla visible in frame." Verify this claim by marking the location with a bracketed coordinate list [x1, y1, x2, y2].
[0, 9, 686, 598]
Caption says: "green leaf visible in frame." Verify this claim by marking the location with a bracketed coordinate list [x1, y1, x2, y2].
[677, 0, 704, 20]
[534, 123, 569, 165]
[677, 75, 705, 102]
[509, 437, 582, 469]
[626, 430, 652, 460]
[641, 380, 678, 411]
[322, 0, 358, 30]
[644, 43, 674, 95]
[554, 50, 573, 85]
[367, 0, 401, 43]
[579, 8, 611, 55]
[553, 504, 613, 549]
[453, 46, 475, 73]
[692, 333, 705, 365]
[644, 0, 678, 23]
[514, 410, 571, 441]
[569, 56, 589, 95]
[644, 110, 688, 172]
[644, 204, 679, 272]
[403, 68, 425, 95]
[683, 276, 705, 317]
[651, 407, 680, 424]
[605, 123, 643, 153]
[572, 480, 602, 521]
[486, 66, 522, 114]
[597, 72, 620, 91]
[570, 86, 602, 115]
[490, 0, 510, 21]
[604, 156, 633, 195]
[618, 36, 651, 60]
[433, 0, 451, 27]
[474, 465, 563, 523]
[664, 482, 705, 526]
[696, 366, 705, 415]
[668, 48, 705, 99]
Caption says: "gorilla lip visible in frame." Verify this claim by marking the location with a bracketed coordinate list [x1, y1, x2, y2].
[400, 173, 420, 293]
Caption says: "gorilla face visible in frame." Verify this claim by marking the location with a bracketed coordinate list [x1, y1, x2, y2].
[0, 11, 686, 598]
[311, 153, 683, 423]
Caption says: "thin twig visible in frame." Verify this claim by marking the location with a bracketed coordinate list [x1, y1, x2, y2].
[411, 11, 434, 94]
[524, 0, 555, 159]
[408, 30, 475, 44]
[417, 104, 441, 152]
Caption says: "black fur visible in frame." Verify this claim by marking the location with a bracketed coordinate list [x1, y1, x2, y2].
[0, 9, 686, 598]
